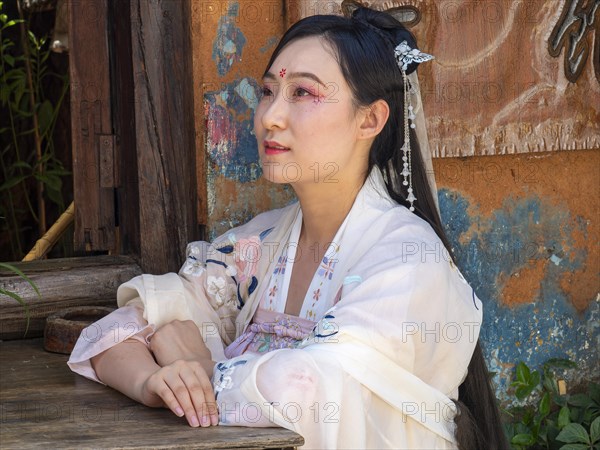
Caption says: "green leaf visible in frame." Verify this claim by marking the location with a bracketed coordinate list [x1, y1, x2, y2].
[0, 287, 26, 305]
[46, 180, 63, 206]
[569, 394, 592, 408]
[516, 361, 531, 383]
[544, 358, 578, 370]
[3, 53, 14, 66]
[556, 423, 590, 444]
[591, 417, 600, 443]
[544, 371, 559, 394]
[35, 172, 62, 193]
[37, 99, 53, 136]
[583, 408, 595, 424]
[0, 288, 31, 335]
[0, 262, 41, 299]
[590, 383, 600, 404]
[532, 419, 541, 440]
[558, 444, 590, 450]
[540, 392, 551, 417]
[11, 161, 31, 169]
[547, 423, 561, 445]
[531, 370, 541, 387]
[559, 406, 572, 429]
[0, 262, 40, 336]
[0, 174, 27, 191]
[512, 433, 536, 445]
[1, 38, 15, 49]
[516, 384, 537, 401]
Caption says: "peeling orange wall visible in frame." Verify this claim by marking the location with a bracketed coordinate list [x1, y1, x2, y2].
[433, 150, 599, 392]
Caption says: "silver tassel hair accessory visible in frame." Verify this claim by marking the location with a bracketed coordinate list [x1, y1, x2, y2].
[394, 41, 434, 212]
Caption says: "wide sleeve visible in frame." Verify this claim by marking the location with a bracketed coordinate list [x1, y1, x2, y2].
[209, 226, 483, 449]
[67, 211, 281, 382]
[67, 297, 153, 384]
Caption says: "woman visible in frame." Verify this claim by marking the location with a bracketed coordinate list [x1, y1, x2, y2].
[69, 6, 507, 449]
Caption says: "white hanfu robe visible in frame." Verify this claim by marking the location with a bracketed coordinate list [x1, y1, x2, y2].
[68, 167, 482, 449]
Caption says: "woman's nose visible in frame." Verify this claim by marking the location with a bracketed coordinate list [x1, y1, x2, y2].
[260, 91, 287, 130]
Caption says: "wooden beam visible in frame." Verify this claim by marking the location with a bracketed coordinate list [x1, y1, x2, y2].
[69, 0, 116, 253]
[0, 257, 141, 340]
[130, 0, 199, 273]
[109, 0, 141, 258]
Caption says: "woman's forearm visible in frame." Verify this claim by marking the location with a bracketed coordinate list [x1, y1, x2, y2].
[91, 339, 163, 407]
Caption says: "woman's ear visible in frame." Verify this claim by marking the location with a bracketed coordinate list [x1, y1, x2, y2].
[358, 99, 390, 140]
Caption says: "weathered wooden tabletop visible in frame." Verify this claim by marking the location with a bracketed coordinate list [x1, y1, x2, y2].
[0, 339, 304, 449]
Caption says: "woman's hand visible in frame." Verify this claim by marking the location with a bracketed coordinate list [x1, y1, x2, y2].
[150, 319, 212, 367]
[139, 359, 219, 427]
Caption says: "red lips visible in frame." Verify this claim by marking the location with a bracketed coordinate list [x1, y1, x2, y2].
[263, 140, 290, 155]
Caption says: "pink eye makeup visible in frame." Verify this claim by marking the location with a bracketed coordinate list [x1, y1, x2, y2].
[259, 82, 278, 100]
[262, 70, 327, 95]
[292, 84, 319, 98]
[259, 80, 326, 103]
[260, 85, 273, 96]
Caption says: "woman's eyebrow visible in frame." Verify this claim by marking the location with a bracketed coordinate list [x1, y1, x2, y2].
[264, 71, 326, 86]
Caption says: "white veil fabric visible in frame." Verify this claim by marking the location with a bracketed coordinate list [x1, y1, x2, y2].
[409, 71, 440, 214]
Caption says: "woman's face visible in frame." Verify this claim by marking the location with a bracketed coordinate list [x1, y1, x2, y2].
[254, 36, 371, 188]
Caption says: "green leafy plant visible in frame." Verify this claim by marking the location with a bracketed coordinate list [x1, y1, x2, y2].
[504, 359, 600, 449]
[0, 261, 39, 335]
[555, 419, 600, 450]
[1, 0, 70, 260]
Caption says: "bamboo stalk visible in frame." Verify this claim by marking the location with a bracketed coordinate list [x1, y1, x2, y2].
[16, 0, 46, 235]
[23, 202, 74, 261]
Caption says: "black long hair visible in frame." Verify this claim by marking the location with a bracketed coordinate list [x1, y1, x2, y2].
[263, 7, 508, 450]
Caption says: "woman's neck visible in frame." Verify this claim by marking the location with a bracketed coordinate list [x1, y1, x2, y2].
[293, 179, 364, 247]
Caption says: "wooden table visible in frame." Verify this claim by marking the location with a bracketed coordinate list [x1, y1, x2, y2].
[0, 339, 304, 449]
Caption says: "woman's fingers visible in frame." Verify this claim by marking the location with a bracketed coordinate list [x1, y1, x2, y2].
[191, 364, 219, 426]
[164, 368, 202, 427]
[146, 361, 218, 427]
[145, 372, 188, 421]
[179, 364, 216, 427]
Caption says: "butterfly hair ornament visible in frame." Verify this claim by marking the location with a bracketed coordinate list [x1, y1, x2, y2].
[394, 41, 434, 212]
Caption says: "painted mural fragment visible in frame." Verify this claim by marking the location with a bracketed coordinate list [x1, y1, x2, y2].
[439, 188, 599, 401]
[212, 2, 247, 76]
[204, 77, 262, 183]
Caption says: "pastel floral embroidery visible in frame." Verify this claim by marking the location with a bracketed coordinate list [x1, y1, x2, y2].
[207, 276, 230, 306]
[214, 359, 248, 400]
[273, 255, 287, 275]
[317, 256, 336, 280]
[312, 288, 321, 301]
[259, 227, 274, 240]
[269, 285, 278, 297]
[313, 312, 339, 339]
[182, 255, 205, 277]
[181, 245, 207, 276]
[187, 243, 202, 257]
[233, 236, 261, 283]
